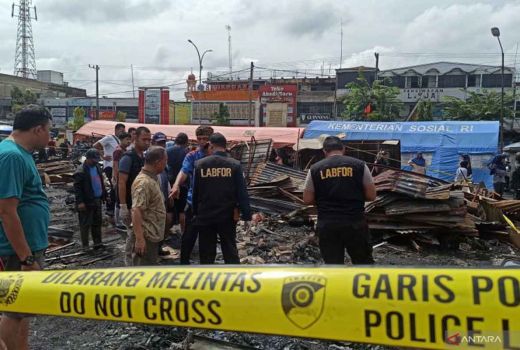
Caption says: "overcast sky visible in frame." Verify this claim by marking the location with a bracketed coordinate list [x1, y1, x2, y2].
[1, 0, 520, 99]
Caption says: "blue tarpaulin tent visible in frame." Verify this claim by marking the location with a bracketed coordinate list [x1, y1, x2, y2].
[303, 120, 499, 188]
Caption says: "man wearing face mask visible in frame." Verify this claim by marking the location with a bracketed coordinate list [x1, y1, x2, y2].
[169, 125, 213, 265]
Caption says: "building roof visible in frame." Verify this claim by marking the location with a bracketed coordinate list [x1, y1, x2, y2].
[336, 66, 376, 73]
[75, 121, 304, 148]
[380, 61, 514, 76]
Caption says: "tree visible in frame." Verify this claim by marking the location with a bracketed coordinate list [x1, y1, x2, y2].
[116, 111, 127, 122]
[414, 100, 435, 121]
[10, 87, 37, 113]
[212, 103, 231, 126]
[341, 73, 402, 121]
[443, 90, 514, 121]
[68, 107, 86, 131]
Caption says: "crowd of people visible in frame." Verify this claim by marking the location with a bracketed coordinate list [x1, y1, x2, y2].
[72, 122, 254, 268]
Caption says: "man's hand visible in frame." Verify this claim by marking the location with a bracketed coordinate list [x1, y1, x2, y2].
[134, 237, 146, 256]
[169, 184, 180, 199]
[120, 206, 131, 226]
[77, 203, 86, 211]
[103, 155, 112, 161]
[21, 261, 41, 271]
[168, 195, 175, 208]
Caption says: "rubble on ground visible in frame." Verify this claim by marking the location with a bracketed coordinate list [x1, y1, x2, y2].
[30, 165, 520, 349]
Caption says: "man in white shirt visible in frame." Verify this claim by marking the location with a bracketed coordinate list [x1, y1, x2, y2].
[93, 123, 125, 216]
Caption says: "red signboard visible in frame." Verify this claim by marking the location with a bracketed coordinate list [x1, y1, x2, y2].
[259, 85, 297, 127]
[89, 110, 116, 121]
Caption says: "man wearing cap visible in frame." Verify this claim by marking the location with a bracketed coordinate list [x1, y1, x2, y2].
[167, 132, 189, 232]
[73, 149, 106, 249]
[303, 136, 376, 265]
[192, 133, 252, 264]
[170, 125, 214, 265]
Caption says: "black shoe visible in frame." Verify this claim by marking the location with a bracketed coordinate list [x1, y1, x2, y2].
[159, 249, 170, 256]
[93, 244, 105, 250]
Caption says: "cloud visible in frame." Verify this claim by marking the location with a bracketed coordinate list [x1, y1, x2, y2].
[2, 0, 519, 100]
[39, 0, 173, 23]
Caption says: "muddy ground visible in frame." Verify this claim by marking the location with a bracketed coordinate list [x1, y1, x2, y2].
[27, 185, 519, 350]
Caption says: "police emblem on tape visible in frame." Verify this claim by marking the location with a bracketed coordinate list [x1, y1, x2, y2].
[0, 273, 23, 305]
[281, 275, 326, 329]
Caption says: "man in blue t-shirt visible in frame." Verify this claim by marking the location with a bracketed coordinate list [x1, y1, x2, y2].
[166, 132, 189, 231]
[73, 149, 106, 249]
[0, 105, 52, 349]
[169, 125, 213, 264]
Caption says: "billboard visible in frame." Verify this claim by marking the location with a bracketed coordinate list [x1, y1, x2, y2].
[259, 85, 297, 127]
[145, 88, 161, 124]
[173, 102, 191, 125]
[138, 87, 170, 124]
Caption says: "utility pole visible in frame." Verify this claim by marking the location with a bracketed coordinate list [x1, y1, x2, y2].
[339, 19, 343, 69]
[248, 61, 254, 126]
[89, 64, 100, 120]
[131, 64, 135, 98]
[226, 25, 232, 75]
[374, 52, 380, 81]
[491, 27, 505, 150]
[12, 0, 38, 79]
[513, 43, 518, 129]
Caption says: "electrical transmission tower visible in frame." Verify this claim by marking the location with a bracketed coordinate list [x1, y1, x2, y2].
[226, 25, 232, 75]
[12, 0, 38, 79]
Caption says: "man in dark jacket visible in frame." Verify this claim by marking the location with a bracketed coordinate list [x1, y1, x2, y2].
[74, 149, 106, 249]
[192, 133, 251, 264]
[303, 136, 377, 265]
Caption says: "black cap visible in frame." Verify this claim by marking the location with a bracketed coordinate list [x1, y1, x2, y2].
[209, 133, 227, 148]
[85, 148, 100, 161]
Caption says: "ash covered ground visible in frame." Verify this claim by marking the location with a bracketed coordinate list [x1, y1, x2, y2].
[29, 185, 518, 350]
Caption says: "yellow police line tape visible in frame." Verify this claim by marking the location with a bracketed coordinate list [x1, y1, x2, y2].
[0, 266, 519, 349]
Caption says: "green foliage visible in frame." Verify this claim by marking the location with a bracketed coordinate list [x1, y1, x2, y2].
[415, 100, 435, 121]
[68, 107, 86, 131]
[10, 87, 38, 113]
[212, 103, 231, 126]
[341, 73, 402, 121]
[442, 90, 513, 120]
[116, 111, 127, 122]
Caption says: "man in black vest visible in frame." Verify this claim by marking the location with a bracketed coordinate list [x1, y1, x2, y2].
[117, 126, 151, 266]
[192, 133, 251, 264]
[303, 136, 376, 265]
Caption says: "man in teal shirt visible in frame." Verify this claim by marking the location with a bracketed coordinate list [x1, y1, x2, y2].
[0, 105, 51, 350]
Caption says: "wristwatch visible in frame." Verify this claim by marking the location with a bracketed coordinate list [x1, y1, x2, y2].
[20, 255, 35, 266]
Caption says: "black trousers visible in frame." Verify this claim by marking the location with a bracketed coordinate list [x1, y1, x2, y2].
[494, 182, 505, 196]
[78, 199, 103, 248]
[197, 220, 239, 264]
[316, 217, 374, 265]
[180, 206, 198, 265]
[104, 167, 115, 213]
